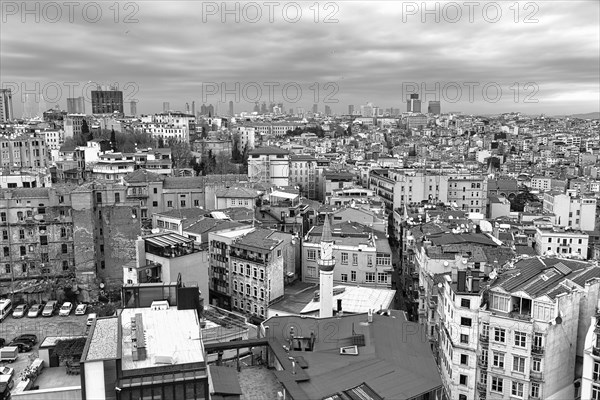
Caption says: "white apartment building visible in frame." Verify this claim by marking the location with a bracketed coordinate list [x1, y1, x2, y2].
[247, 146, 289, 186]
[236, 126, 256, 151]
[447, 175, 488, 214]
[543, 192, 597, 231]
[534, 227, 589, 258]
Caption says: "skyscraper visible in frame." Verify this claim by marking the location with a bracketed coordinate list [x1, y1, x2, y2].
[163, 102, 170, 112]
[0, 89, 14, 122]
[91, 88, 124, 115]
[428, 101, 441, 115]
[260, 102, 267, 114]
[185, 102, 190, 113]
[348, 104, 354, 115]
[67, 97, 85, 114]
[130, 101, 137, 116]
[324, 105, 331, 116]
[229, 101, 234, 117]
[191, 101, 196, 117]
[253, 102, 260, 113]
[312, 104, 318, 114]
[407, 94, 421, 113]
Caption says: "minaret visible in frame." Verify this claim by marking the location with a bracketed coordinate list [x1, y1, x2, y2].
[318, 214, 336, 318]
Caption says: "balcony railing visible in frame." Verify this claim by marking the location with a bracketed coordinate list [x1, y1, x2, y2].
[477, 358, 488, 369]
[531, 345, 544, 355]
[477, 382, 487, 392]
[530, 370, 543, 381]
[479, 334, 489, 343]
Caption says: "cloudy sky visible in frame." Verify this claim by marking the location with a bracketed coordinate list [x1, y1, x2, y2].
[1, 1, 599, 116]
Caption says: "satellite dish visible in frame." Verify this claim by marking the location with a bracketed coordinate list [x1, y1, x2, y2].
[555, 313, 562, 325]
[151, 228, 160, 234]
[443, 261, 449, 267]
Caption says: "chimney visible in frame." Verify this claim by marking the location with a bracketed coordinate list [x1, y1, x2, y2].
[472, 278, 480, 293]
[367, 309, 373, 323]
[466, 274, 473, 292]
[457, 270, 467, 292]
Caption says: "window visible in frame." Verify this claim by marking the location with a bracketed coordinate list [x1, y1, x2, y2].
[511, 381, 524, 398]
[352, 253, 358, 265]
[2, 231, 7, 240]
[365, 272, 375, 283]
[532, 357, 541, 372]
[22, 263, 27, 273]
[377, 273, 387, 284]
[167, 200, 173, 207]
[153, 188, 158, 194]
[341, 274, 348, 282]
[461, 298, 470, 308]
[460, 317, 472, 327]
[341, 252, 348, 264]
[62, 244, 68, 254]
[153, 201, 158, 207]
[2, 247, 8, 257]
[101, 261, 105, 269]
[194, 200, 200, 207]
[494, 327, 506, 343]
[4, 264, 10, 274]
[350, 270, 356, 282]
[253, 267, 257, 278]
[96, 192, 102, 203]
[41, 253, 48, 263]
[367, 256, 373, 267]
[460, 334, 469, 344]
[253, 286, 258, 297]
[19, 229, 25, 239]
[594, 361, 600, 381]
[233, 263, 237, 273]
[307, 249, 316, 260]
[181, 200, 186, 207]
[458, 395, 467, 400]
[246, 284, 251, 296]
[60, 227, 67, 238]
[491, 376, 503, 393]
[460, 354, 468, 365]
[260, 288, 264, 300]
[481, 322, 489, 339]
[533, 332, 543, 348]
[492, 352, 504, 368]
[277, 249, 282, 257]
[114, 193, 120, 203]
[260, 269, 264, 280]
[459, 374, 467, 385]
[512, 356, 525, 373]
[0, 212, 5, 222]
[246, 265, 251, 276]
[233, 281, 238, 292]
[514, 331, 526, 347]
[307, 266, 316, 277]
[20, 246, 26, 256]
[62, 260, 69, 271]
[531, 383, 540, 399]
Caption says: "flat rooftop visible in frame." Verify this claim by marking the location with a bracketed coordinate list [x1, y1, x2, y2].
[34, 366, 81, 390]
[120, 307, 205, 370]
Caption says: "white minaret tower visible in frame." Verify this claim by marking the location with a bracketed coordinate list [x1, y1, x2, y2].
[318, 214, 336, 318]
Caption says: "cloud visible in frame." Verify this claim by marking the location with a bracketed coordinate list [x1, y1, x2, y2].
[1, 0, 598, 116]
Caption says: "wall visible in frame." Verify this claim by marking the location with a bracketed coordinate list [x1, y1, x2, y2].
[83, 360, 106, 400]
[12, 387, 81, 400]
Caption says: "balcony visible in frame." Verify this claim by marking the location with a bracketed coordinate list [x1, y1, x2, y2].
[230, 251, 266, 264]
[592, 346, 600, 359]
[479, 334, 489, 344]
[477, 382, 487, 393]
[531, 345, 544, 355]
[418, 308, 427, 316]
[477, 358, 488, 369]
[530, 370, 543, 381]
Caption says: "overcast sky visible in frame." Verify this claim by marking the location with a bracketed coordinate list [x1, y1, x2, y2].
[1, 1, 599, 116]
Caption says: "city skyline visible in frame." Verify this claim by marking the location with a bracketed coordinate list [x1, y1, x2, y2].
[1, 2, 599, 117]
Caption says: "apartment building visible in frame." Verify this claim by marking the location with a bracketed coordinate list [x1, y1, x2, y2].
[0, 188, 75, 282]
[534, 226, 589, 258]
[302, 221, 393, 289]
[581, 310, 600, 400]
[0, 134, 49, 169]
[289, 154, 317, 199]
[214, 187, 260, 210]
[478, 257, 600, 400]
[447, 175, 488, 214]
[229, 228, 286, 320]
[543, 191, 597, 231]
[247, 146, 289, 186]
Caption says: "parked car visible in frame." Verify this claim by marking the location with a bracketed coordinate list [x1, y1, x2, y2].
[13, 335, 37, 346]
[87, 313, 97, 327]
[0, 339, 5, 348]
[27, 303, 44, 318]
[0, 367, 14, 379]
[42, 300, 58, 317]
[75, 303, 88, 315]
[11, 304, 28, 319]
[59, 302, 73, 316]
[7, 340, 32, 353]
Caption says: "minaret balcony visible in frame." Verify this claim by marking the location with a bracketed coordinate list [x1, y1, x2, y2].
[318, 258, 336, 272]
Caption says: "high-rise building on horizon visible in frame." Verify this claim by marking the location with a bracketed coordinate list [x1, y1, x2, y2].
[163, 102, 170, 112]
[407, 93, 421, 113]
[0, 89, 14, 122]
[67, 96, 85, 114]
[91, 88, 124, 115]
[324, 105, 331, 116]
[348, 104, 354, 115]
[185, 102, 190, 113]
[312, 104, 318, 114]
[229, 100, 234, 117]
[130, 101, 137, 116]
[428, 100, 441, 115]
[191, 101, 196, 117]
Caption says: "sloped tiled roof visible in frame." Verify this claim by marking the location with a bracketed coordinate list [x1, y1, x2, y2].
[124, 169, 164, 183]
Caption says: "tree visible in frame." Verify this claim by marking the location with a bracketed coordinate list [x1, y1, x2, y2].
[167, 138, 192, 169]
[110, 128, 116, 151]
[81, 119, 92, 142]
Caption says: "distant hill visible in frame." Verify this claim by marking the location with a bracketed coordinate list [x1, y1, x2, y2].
[553, 112, 600, 119]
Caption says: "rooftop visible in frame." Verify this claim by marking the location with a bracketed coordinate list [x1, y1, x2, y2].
[248, 146, 289, 156]
[82, 317, 120, 362]
[120, 307, 205, 370]
[263, 312, 442, 400]
[215, 186, 260, 198]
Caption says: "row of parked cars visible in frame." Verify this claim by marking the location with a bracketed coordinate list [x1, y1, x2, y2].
[0, 334, 38, 354]
[11, 301, 89, 319]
